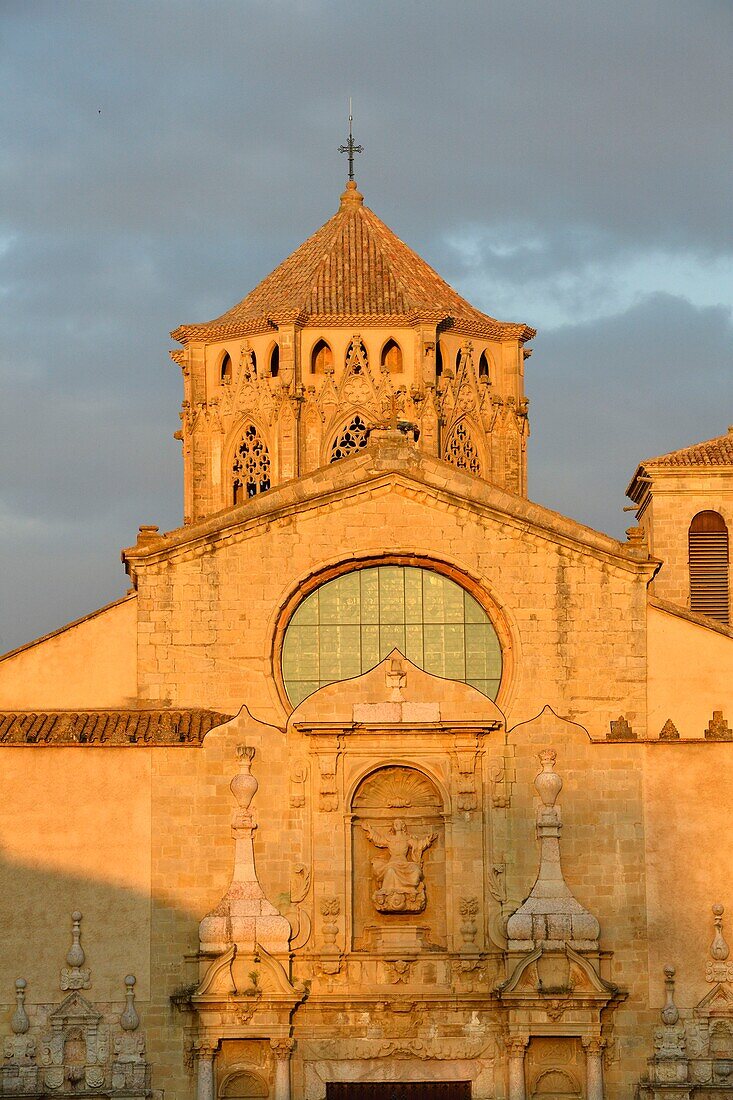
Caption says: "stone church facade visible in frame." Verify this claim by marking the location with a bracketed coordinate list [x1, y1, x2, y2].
[0, 179, 732, 1100]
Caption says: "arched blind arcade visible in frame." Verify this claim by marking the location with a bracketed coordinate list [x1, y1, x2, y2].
[233, 424, 271, 504]
[689, 510, 729, 623]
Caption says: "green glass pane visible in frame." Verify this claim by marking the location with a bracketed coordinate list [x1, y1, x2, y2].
[379, 566, 405, 624]
[464, 591, 487, 624]
[361, 624, 380, 672]
[319, 624, 361, 679]
[287, 680, 320, 706]
[465, 623, 492, 679]
[295, 590, 319, 625]
[404, 568, 424, 624]
[422, 624, 446, 676]
[360, 568, 380, 624]
[282, 624, 319, 680]
[379, 623, 405, 657]
[443, 623, 466, 679]
[404, 624, 424, 666]
[319, 571, 360, 623]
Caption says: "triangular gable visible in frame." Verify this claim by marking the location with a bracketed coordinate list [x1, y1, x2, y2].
[123, 433, 656, 579]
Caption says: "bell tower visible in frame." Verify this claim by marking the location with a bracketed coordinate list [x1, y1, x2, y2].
[170, 181, 535, 524]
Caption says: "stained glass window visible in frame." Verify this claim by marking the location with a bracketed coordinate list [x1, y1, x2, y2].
[282, 565, 501, 706]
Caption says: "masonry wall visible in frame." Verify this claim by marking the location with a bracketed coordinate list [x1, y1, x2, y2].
[132, 477, 650, 739]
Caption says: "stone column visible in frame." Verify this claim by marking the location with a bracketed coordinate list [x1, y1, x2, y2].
[270, 1038, 295, 1100]
[583, 1037, 605, 1100]
[506, 1036, 528, 1100]
[195, 1041, 217, 1100]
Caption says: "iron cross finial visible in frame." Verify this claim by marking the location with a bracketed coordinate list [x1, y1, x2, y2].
[338, 97, 363, 181]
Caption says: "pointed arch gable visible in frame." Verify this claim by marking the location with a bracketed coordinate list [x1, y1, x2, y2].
[328, 411, 372, 463]
[443, 417, 483, 477]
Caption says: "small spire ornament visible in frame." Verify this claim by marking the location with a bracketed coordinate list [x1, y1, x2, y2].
[711, 904, 730, 960]
[660, 965, 680, 1025]
[120, 974, 140, 1032]
[10, 978, 29, 1035]
[60, 910, 91, 990]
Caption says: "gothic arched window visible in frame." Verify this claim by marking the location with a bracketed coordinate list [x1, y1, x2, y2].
[232, 423, 271, 504]
[435, 342, 443, 378]
[311, 339, 332, 374]
[478, 350, 490, 379]
[330, 415, 370, 462]
[689, 510, 729, 623]
[269, 344, 279, 378]
[220, 352, 232, 384]
[380, 339, 403, 373]
[444, 421, 482, 476]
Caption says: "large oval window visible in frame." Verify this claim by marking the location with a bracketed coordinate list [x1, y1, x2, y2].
[281, 565, 501, 706]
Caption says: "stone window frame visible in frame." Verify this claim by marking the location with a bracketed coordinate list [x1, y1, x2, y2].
[269, 553, 515, 716]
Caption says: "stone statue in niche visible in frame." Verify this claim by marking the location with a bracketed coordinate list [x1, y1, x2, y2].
[361, 818, 437, 913]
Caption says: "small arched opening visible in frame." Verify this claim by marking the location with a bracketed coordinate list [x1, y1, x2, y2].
[269, 343, 279, 378]
[435, 341, 443, 378]
[478, 350, 490, 380]
[380, 339, 403, 373]
[311, 339, 333, 375]
[689, 510, 729, 623]
[220, 351, 233, 384]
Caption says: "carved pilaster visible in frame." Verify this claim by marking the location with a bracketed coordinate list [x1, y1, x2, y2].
[506, 1035, 529, 1100]
[270, 1038, 295, 1100]
[582, 1036, 606, 1100]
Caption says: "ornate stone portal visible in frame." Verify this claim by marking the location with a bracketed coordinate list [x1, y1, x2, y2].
[0, 913, 151, 1097]
[638, 905, 733, 1097]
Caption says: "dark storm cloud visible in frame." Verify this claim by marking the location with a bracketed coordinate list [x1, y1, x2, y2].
[1, 0, 731, 650]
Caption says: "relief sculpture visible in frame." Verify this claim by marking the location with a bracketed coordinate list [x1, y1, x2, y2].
[361, 818, 437, 913]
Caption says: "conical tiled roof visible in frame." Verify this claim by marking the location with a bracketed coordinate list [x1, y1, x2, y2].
[172, 182, 534, 343]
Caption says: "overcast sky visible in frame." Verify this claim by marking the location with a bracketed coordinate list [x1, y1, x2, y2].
[1, 0, 732, 652]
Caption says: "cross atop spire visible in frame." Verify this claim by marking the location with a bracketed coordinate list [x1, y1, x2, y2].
[338, 97, 363, 182]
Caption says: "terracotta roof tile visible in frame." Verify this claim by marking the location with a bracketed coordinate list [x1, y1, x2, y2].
[643, 429, 733, 468]
[0, 709, 233, 745]
[172, 183, 534, 343]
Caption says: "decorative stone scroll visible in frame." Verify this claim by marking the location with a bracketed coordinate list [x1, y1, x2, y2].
[0, 913, 151, 1097]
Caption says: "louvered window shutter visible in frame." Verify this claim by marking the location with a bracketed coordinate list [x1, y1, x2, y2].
[689, 511, 730, 624]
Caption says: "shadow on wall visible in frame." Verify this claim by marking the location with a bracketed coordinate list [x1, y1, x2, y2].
[0, 852, 201, 1098]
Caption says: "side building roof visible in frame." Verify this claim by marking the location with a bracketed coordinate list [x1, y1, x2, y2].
[627, 427, 733, 502]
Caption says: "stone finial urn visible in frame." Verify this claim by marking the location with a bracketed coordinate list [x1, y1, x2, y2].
[534, 749, 562, 808]
[231, 745, 258, 811]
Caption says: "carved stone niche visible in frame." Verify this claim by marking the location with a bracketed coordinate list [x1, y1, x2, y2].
[351, 765, 446, 953]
